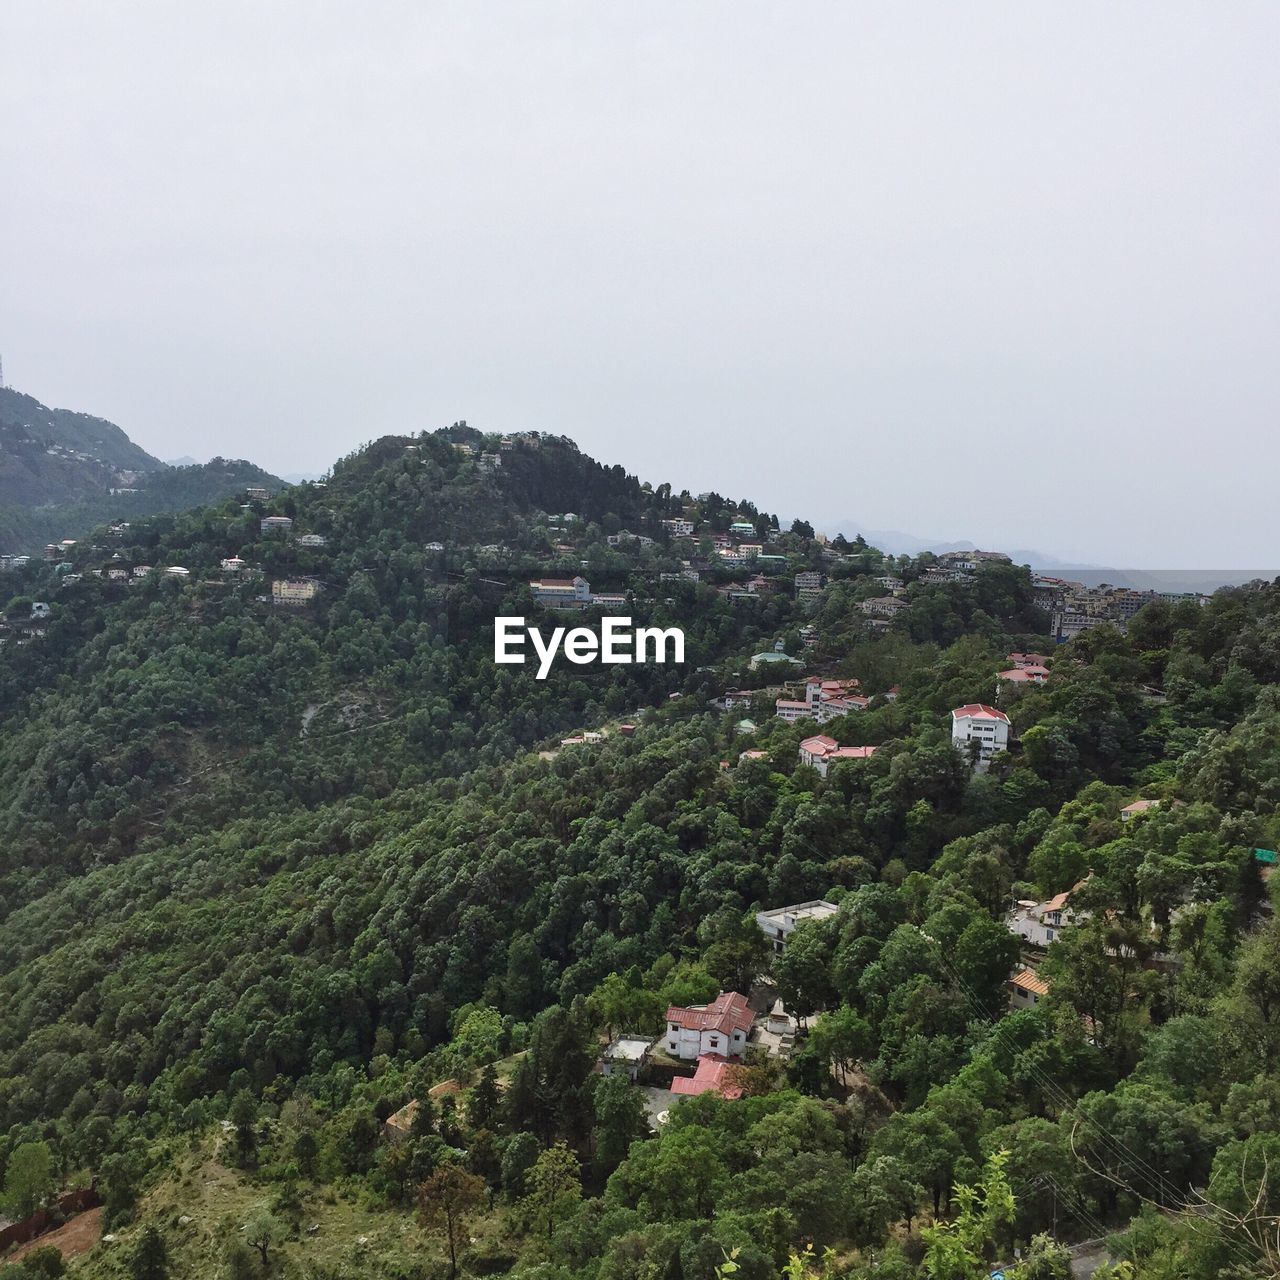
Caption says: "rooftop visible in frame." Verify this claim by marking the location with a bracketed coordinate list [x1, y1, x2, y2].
[952, 703, 1010, 723]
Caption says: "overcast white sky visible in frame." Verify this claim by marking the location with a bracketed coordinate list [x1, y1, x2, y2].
[2, 4, 1277, 565]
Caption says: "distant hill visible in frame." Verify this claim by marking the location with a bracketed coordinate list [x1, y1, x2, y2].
[0, 386, 283, 551]
[0, 386, 162, 507]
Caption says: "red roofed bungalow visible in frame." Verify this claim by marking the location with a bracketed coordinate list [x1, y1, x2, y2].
[665, 991, 753, 1060]
[670, 1054, 744, 1100]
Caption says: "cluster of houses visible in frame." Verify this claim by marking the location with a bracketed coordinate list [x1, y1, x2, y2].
[774, 674, 891, 723]
[258, 516, 327, 547]
[1030, 575, 1210, 641]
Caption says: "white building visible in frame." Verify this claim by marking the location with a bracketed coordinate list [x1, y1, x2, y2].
[600, 1036, 653, 1081]
[665, 992, 754, 1060]
[296, 533, 327, 548]
[221, 557, 246, 572]
[860, 596, 908, 619]
[950, 704, 1010, 767]
[774, 698, 813, 724]
[1006, 880, 1091, 948]
[756, 901, 839, 955]
[260, 516, 294, 535]
[662, 518, 695, 538]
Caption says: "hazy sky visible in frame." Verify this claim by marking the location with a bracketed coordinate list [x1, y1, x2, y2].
[2, 4, 1277, 566]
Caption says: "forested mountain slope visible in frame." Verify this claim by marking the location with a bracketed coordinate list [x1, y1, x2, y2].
[2, 424, 1279, 1279]
[0, 386, 284, 552]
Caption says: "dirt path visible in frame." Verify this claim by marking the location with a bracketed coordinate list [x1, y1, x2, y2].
[5, 1206, 104, 1265]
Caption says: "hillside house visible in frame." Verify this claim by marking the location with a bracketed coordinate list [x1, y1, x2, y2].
[665, 992, 753, 1060]
[815, 692, 870, 721]
[794, 571, 825, 605]
[756, 900, 839, 955]
[774, 698, 812, 724]
[296, 533, 327, 548]
[260, 516, 294, 534]
[750, 649, 802, 671]
[272, 578, 321, 606]
[530, 576, 592, 609]
[1008, 652, 1051, 669]
[601, 1036, 653, 1081]
[662, 518, 695, 537]
[221, 557, 246, 572]
[1120, 799, 1161, 822]
[670, 1055, 743, 1100]
[1008, 967, 1050, 1009]
[950, 704, 1010, 767]
[797, 734, 877, 777]
[1007, 881, 1091, 947]
[729, 520, 756, 536]
[997, 665, 1049, 686]
[860, 596, 908, 618]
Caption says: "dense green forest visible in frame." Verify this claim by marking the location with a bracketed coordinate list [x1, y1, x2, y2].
[1, 425, 1279, 1279]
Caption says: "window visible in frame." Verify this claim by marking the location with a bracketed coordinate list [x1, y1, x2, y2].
[708, 1036, 720, 1049]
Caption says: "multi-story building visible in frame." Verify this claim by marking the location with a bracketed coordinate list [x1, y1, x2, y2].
[950, 704, 1010, 767]
[272, 578, 321, 606]
[794, 571, 825, 606]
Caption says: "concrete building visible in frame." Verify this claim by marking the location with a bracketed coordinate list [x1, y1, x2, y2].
[601, 1036, 653, 1081]
[950, 704, 1010, 767]
[272, 578, 321, 606]
[797, 734, 877, 777]
[756, 900, 839, 955]
[530, 576, 592, 609]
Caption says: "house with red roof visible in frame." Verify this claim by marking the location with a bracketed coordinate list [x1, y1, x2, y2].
[950, 704, 1010, 768]
[1006, 877, 1092, 947]
[664, 992, 754, 1061]
[798, 735, 877, 777]
[670, 1054, 744, 1100]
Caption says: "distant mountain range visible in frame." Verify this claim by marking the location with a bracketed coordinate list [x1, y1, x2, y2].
[831, 520, 1277, 594]
[0, 385, 283, 552]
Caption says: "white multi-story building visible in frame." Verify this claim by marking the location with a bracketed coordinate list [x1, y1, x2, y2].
[950, 704, 1010, 767]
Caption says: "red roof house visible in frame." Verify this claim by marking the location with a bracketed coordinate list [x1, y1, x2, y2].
[670, 1054, 744, 1100]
